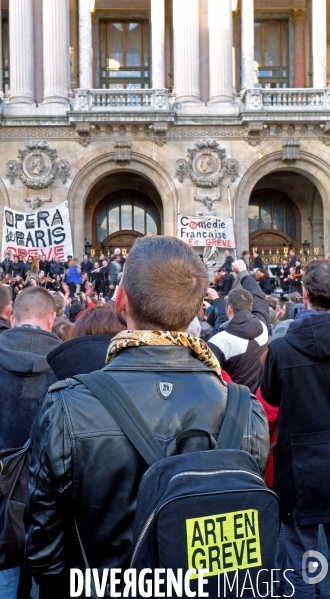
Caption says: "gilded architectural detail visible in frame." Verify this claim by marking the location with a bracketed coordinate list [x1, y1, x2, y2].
[292, 9, 307, 21]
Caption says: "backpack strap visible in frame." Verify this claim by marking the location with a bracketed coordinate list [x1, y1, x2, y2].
[74, 371, 164, 467]
[217, 382, 251, 450]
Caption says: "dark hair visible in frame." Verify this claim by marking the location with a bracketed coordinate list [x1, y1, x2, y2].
[0, 283, 11, 313]
[71, 304, 125, 338]
[303, 259, 330, 310]
[242, 251, 250, 257]
[280, 301, 294, 320]
[258, 268, 269, 278]
[13, 287, 56, 323]
[227, 289, 253, 314]
[69, 303, 84, 323]
[122, 236, 209, 330]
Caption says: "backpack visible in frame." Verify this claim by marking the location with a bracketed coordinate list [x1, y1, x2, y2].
[0, 440, 31, 570]
[75, 371, 279, 599]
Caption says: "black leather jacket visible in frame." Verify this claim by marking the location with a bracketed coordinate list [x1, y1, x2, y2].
[25, 345, 269, 585]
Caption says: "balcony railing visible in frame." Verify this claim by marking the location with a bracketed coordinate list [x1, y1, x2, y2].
[242, 88, 330, 111]
[72, 88, 170, 111]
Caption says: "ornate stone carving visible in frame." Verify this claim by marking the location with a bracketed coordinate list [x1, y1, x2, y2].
[118, 125, 126, 136]
[6, 141, 71, 189]
[114, 141, 131, 165]
[226, 158, 239, 182]
[300, 124, 308, 135]
[175, 159, 188, 183]
[292, 8, 307, 21]
[131, 125, 139, 136]
[282, 140, 300, 163]
[75, 123, 91, 146]
[287, 124, 296, 136]
[176, 140, 239, 187]
[105, 125, 114, 136]
[145, 122, 168, 146]
[274, 124, 283, 136]
[246, 123, 267, 146]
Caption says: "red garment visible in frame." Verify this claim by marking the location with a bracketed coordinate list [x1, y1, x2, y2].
[255, 387, 279, 488]
[221, 370, 232, 383]
[221, 370, 278, 488]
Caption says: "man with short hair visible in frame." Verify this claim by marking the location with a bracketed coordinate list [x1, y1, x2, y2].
[0, 283, 12, 334]
[220, 248, 234, 272]
[208, 259, 269, 392]
[109, 253, 122, 297]
[253, 250, 263, 270]
[1, 252, 12, 275]
[80, 254, 93, 275]
[25, 237, 269, 598]
[261, 259, 330, 598]
[0, 286, 61, 599]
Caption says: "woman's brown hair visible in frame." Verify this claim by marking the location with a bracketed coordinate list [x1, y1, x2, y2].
[71, 303, 125, 338]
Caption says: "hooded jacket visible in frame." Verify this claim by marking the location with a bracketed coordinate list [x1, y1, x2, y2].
[0, 326, 61, 448]
[47, 334, 114, 380]
[209, 271, 269, 392]
[261, 312, 330, 525]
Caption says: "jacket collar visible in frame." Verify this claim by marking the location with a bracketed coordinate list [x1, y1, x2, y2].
[104, 345, 216, 373]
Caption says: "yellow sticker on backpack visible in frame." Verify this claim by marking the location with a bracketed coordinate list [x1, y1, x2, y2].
[186, 509, 262, 578]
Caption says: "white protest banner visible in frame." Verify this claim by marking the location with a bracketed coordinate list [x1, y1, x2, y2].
[2, 201, 73, 261]
[178, 215, 236, 248]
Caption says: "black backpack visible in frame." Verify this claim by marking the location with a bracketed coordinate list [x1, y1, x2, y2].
[75, 372, 279, 599]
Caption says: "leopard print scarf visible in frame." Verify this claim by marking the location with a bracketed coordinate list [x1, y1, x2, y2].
[106, 330, 221, 376]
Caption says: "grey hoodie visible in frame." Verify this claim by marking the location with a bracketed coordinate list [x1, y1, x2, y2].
[0, 326, 61, 448]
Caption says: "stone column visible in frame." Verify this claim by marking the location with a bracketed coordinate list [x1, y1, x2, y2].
[173, 0, 202, 105]
[293, 9, 306, 88]
[241, 0, 254, 91]
[43, 0, 70, 104]
[312, 0, 326, 88]
[9, 0, 35, 104]
[151, 0, 165, 89]
[0, 1, 3, 96]
[79, 0, 93, 89]
[208, 0, 233, 104]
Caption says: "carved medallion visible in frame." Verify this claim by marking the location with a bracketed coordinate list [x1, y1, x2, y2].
[6, 141, 71, 189]
[176, 140, 239, 188]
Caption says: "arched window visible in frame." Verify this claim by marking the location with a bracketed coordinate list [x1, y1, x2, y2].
[248, 190, 297, 240]
[96, 190, 159, 243]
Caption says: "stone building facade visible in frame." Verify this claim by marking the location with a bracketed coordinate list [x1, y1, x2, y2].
[0, 0, 329, 263]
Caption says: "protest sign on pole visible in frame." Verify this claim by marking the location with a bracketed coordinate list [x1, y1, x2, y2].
[2, 201, 73, 261]
[178, 215, 236, 248]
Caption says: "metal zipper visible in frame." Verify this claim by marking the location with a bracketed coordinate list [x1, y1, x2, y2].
[170, 469, 263, 482]
[131, 508, 157, 564]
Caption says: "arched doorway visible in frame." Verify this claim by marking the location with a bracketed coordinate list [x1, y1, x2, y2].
[93, 188, 161, 255]
[249, 189, 301, 253]
[234, 153, 328, 258]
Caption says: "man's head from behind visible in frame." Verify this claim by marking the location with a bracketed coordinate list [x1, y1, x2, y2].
[0, 283, 12, 322]
[116, 236, 208, 330]
[303, 259, 330, 311]
[226, 289, 253, 320]
[11, 287, 56, 332]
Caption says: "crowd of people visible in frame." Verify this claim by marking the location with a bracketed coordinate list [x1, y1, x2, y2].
[0, 237, 329, 599]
